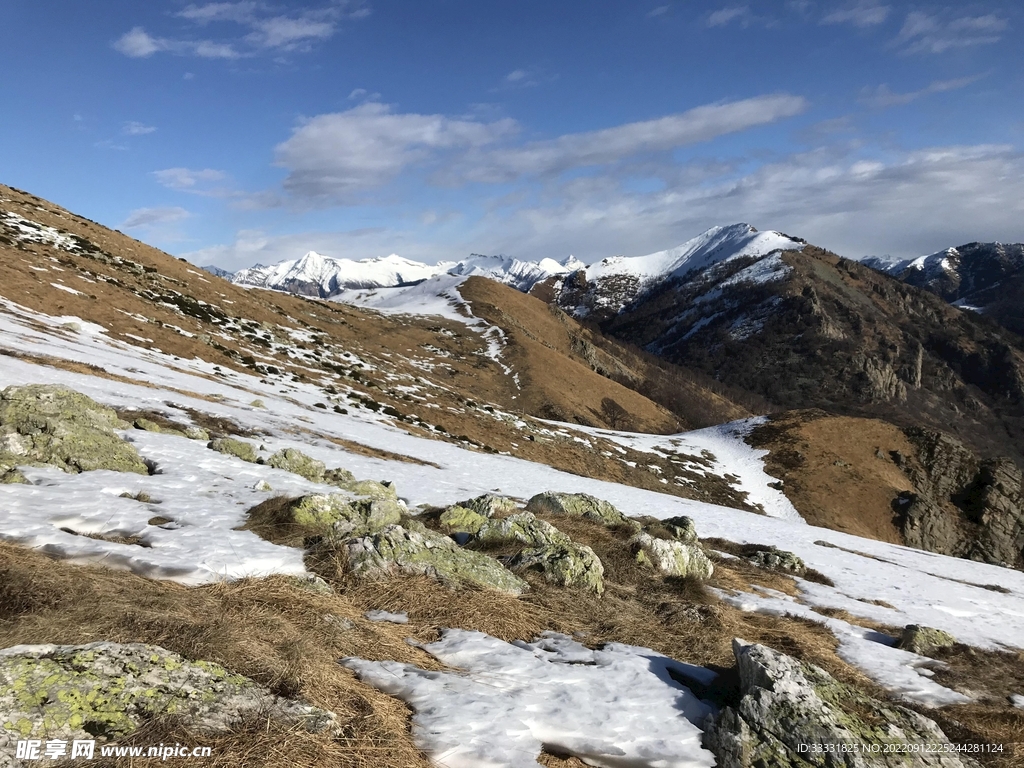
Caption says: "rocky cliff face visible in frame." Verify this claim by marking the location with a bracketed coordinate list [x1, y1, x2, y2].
[895, 428, 1024, 569]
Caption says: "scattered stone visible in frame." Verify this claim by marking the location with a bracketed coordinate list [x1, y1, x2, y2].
[525, 491, 638, 529]
[252, 479, 272, 491]
[323, 467, 357, 487]
[0, 469, 29, 485]
[704, 639, 972, 768]
[0, 384, 149, 475]
[630, 532, 714, 579]
[267, 448, 326, 483]
[458, 493, 519, 518]
[365, 609, 409, 624]
[184, 425, 210, 441]
[133, 417, 186, 438]
[339, 524, 528, 595]
[207, 437, 259, 463]
[250, 399, 266, 408]
[659, 515, 699, 544]
[897, 625, 957, 656]
[0, 642, 335, 753]
[746, 547, 806, 575]
[288, 573, 334, 595]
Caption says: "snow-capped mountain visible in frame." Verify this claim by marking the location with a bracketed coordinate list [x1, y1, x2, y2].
[201, 264, 234, 279]
[226, 249, 586, 299]
[542, 223, 807, 320]
[231, 251, 447, 298]
[863, 242, 1024, 334]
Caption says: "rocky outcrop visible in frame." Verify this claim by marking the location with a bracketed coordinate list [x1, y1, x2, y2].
[0, 384, 149, 478]
[895, 429, 1024, 568]
[0, 642, 334, 758]
[704, 639, 975, 768]
[338, 524, 529, 595]
[525, 492, 638, 530]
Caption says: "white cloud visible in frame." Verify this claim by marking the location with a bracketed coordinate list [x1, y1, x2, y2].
[471, 144, 1024, 263]
[111, 27, 239, 59]
[123, 121, 157, 136]
[896, 11, 1008, 54]
[505, 69, 528, 83]
[115, 1, 367, 60]
[821, 2, 890, 28]
[860, 74, 985, 108]
[647, 6, 670, 18]
[707, 6, 752, 27]
[152, 168, 233, 197]
[122, 207, 191, 229]
[274, 103, 519, 201]
[113, 27, 162, 58]
[455, 94, 808, 182]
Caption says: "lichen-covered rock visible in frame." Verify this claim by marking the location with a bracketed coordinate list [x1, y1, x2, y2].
[323, 467, 357, 486]
[133, 417, 186, 438]
[340, 525, 528, 595]
[0, 468, 29, 485]
[746, 547, 806, 575]
[525, 491, 638, 529]
[267, 448, 326, 483]
[897, 625, 957, 656]
[0, 385, 148, 475]
[458, 493, 519, 518]
[291, 493, 402, 537]
[630, 532, 713, 579]
[439, 505, 488, 536]
[509, 542, 605, 595]
[184, 425, 210, 441]
[475, 512, 565, 547]
[0, 642, 335, 755]
[704, 639, 973, 768]
[207, 437, 259, 463]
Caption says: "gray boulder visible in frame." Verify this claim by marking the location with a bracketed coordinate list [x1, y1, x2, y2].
[207, 437, 259, 463]
[897, 625, 957, 657]
[746, 547, 807, 575]
[267, 448, 326, 482]
[0, 642, 334, 758]
[704, 639, 976, 768]
[339, 525, 528, 595]
[525, 491, 638, 529]
[630, 532, 714, 579]
[0, 384, 149, 476]
[458, 493, 519, 518]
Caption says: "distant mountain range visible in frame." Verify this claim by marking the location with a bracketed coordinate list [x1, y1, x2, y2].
[864, 242, 1024, 336]
[208, 250, 585, 298]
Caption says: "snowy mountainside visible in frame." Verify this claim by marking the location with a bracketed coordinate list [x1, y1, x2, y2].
[3, 184, 1024, 768]
[863, 241, 1024, 336]
[540, 223, 806, 321]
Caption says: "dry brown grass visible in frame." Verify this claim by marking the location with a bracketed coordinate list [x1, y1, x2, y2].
[0, 541, 432, 768]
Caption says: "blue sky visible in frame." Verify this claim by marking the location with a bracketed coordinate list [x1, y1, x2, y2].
[2, 1, 1022, 269]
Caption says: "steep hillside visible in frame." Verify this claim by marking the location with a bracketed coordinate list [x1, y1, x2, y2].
[589, 245, 1024, 465]
[0, 184, 753, 508]
[865, 242, 1024, 337]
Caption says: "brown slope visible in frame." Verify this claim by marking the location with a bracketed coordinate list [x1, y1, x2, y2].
[459, 276, 750, 431]
[600, 245, 1024, 465]
[0, 183, 742, 505]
